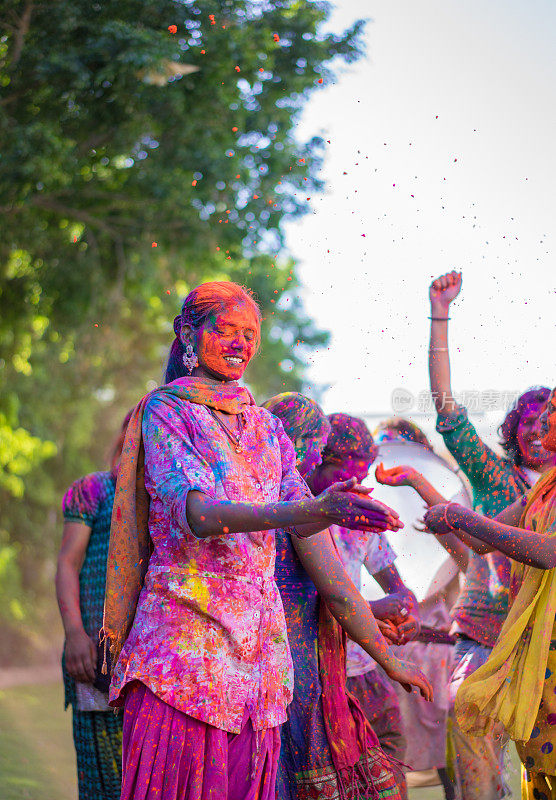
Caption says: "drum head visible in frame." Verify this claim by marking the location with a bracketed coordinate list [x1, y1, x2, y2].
[362, 440, 471, 601]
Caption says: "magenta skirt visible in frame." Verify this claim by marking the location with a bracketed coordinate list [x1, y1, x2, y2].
[120, 682, 281, 800]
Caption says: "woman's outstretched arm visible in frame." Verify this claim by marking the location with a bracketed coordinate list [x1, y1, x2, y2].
[376, 463, 476, 569]
[186, 481, 402, 539]
[425, 501, 556, 569]
[291, 531, 433, 700]
[145, 397, 402, 541]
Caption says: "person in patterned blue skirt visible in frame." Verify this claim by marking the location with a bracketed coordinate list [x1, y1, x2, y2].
[55, 412, 131, 800]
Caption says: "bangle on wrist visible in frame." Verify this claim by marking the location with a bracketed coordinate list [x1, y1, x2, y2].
[442, 503, 458, 531]
[429, 316, 450, 321]
[430, 346, 448, 351]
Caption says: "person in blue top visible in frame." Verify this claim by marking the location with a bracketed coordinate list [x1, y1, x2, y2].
[55, 412, 131, 800]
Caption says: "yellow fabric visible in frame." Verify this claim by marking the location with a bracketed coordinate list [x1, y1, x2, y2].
[455, 467, 556, 743]
[521, 765, 555, 800]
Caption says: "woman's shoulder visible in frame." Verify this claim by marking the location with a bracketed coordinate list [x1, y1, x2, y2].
[67, 470, 114, 495]
[62, 471, 114, 520]
[251, 404, 280, 429]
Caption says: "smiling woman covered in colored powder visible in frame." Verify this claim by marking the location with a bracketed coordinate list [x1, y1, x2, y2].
[425, 388, 556, 800]
[427, 271, 555, 800]
[103, 281, 403, 800]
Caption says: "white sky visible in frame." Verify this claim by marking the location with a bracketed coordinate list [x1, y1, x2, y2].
[284, 0, 555, 451]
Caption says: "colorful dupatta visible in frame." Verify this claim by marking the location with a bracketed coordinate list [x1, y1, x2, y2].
[455, 466, 556, 742]
[102, 376, 254, 663]
[319, 593, 389, 799]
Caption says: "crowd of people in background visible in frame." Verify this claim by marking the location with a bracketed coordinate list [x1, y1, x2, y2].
[56, 272, 556, 800]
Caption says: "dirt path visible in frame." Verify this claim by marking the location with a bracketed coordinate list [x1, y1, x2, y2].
[0, 664, 61, 690]
[0, 681, 76, 800]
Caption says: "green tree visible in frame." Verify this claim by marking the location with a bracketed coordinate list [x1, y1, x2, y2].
[1, 0, 362, 365]
[0, 0, 363, 652]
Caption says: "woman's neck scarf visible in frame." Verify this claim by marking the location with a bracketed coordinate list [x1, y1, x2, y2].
[455, 466, 556, 742]
[102, 376, 255, 664]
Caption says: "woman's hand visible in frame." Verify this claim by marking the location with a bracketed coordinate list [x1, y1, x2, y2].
[371, 593, 420, 643]
[413, 515, 430, 533]
[314, 478, 403, 532]
[375, 463, 420, 488]
[385, 657, 434, 700]
[424, 502, 464, 535]
[397, 613, 420, 644]
[370, 592, 412, 621]
[65, 629, 97, 683]
[429, 270, 462, 314]
[377, 619, 401, 644]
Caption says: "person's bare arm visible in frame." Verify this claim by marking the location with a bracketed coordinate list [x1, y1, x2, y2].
[496, 498, 526, 526]
[372, 562, 412, 597]
[428, 271, 462, 416]
[451, 500, 525, 555]
[55, 521, 96, 682]
[406, 472, 491, 564]
[452, 500, 526, 553]
[452, 529, 492, 556]
[292, 532, 433, 699]
[186, 478, 402, 539]
[425, 502, 556, 569]
[377, 462, 505, 565]
[423, 497, 529, 559]
[376, 462, 470, 571]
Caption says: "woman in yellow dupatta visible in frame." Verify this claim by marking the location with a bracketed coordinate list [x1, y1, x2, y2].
[423, 388, 556, 799]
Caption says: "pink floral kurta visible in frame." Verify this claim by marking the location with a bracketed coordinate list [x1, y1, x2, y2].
[110, 395, 311, 733]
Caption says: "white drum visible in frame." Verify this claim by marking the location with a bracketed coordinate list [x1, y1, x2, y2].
[362, 440, 472, 601]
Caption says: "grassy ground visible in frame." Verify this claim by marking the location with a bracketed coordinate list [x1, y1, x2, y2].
[0, 680, 523, 800]
[0, 682, 75, 800]
[407, 749, 522, 800]
[409, 784, 446, 800]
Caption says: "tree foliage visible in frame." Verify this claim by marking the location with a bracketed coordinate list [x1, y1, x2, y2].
[0, 0, 363, 641]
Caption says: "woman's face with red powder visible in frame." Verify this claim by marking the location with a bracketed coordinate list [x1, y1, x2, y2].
[539, 389, 556, 454]
[187, 303, 259, 382]
[516, 400, 553, 469]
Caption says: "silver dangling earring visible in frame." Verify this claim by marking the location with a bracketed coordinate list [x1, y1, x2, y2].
[182, 342, 199, 374]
